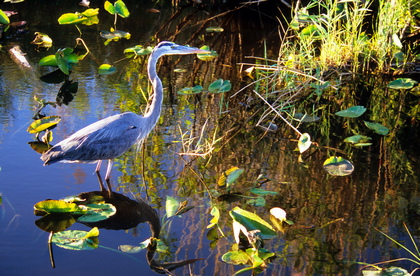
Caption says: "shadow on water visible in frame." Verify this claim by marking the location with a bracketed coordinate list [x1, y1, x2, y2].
[1, 0, 420, 275]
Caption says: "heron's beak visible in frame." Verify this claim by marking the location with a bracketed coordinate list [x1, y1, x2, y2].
[176, 45, 212, 55]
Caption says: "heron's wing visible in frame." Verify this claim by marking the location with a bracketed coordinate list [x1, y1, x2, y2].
[42, 112, 145, 164]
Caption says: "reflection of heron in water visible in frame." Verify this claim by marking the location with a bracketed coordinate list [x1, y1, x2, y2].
[41, 42, 210, 195]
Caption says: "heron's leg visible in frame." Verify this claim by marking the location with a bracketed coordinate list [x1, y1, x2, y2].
[105, 159, 113, 198]
[95, 160, 106, 191]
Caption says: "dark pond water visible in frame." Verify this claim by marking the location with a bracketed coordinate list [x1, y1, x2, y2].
[1, 1, 420, 276]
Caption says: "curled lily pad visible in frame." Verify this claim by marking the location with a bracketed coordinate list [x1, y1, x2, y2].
[31, 32, 53, 48]
[207, 206, 220, 229]
[28, 141, 51, 154]
[27, 116, 61, 134]
[229, 206, 277, 239]
[298, 133, 311, 153]
[34, 199, 86, 215]
[0, 9, 10, 24]
[323, 156, 354, 176]
[39, 55, 58, 66]
[364, 121, 389, 135]
[218, 167, 244, 190]
[335, 106, 366, 118]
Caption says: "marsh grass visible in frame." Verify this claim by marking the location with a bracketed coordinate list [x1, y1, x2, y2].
[239, 0, 418, 140]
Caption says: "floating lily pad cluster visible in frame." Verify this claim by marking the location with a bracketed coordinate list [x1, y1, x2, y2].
[33, 194, 116, 250]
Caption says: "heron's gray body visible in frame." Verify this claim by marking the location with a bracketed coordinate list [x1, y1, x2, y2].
[41, 112, 146, 164]
[39, 41, 209, 195]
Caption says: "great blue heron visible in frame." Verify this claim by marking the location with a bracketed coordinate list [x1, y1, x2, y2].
[41, 41, 210, 196]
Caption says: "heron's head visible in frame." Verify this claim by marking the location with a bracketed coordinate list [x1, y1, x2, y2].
[153, 41, 211, 56]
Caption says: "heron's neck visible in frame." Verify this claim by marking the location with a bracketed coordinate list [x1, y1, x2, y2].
[145, 54, 164, 132]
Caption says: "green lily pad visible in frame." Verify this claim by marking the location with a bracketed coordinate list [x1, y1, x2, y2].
[0, 9, 10, 24]
[105, 0, 130, 17]
[58, 13, 87, 24]
[123, 45, 153, 58]
[118, 244, 145, 253]
[52, 227, 99, 250]
[98, 64, 117, 75]
[323, 156, 354, 176]
[177, 85, 204, 95]
[335, 106, 366, 118]
[77, 203, 116, 222]
[80, 8, 100, 25]
[206, 27, 224, 33]
[208, 79, 232, 93]
[229, 207, 277, 239]
[115, 0, 130, 17]
[101, 29, 131, 45]
[197, 46, 218, 61]
[222, 250, 250, 265]
[388, 78, 418, 90]
[27, 116, 61, 133]
[249, 188, 279, 196]
[293, 113, 320, 122]
[298, 133, 311, 153]
[364, 121, 389, 135]
[343, 135, 372, 144]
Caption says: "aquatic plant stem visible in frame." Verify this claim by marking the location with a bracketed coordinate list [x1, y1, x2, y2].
[253, 89, 302, 136]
